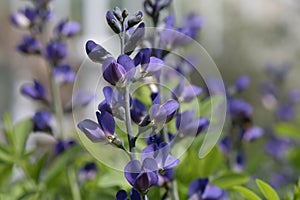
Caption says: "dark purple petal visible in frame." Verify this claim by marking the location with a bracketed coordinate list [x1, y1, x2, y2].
[188, 178, 209, 197]
[103, 62, 126, 86]
[164, 15, 175, 28]
[243, 126, 263, 142]
[54, 139, 76, 155]
[85, 40, 111, 63]
[130, 188, 141, 200]
[32, 110, 52, 132]
[172, 80, 185, 100]
[79, 162, 97, 181]
[141, 144, 157, 162]
[106, 11, 122, 34]
[77, 119, 106, 142]
[116, 190, 129, 200]
[127, 11, 143, 29]
[124, 160, 142, 186]
[124, 23, 145, 54]
[229, 98, 253, 117]
[235, 75, 249, 91]
[219, 136, 231, 154]
[130, 99, 148, 124]
[176, 110, 195, 130]
[96, 111, 115, 136]
[161, 100, 179, 122]
[134, 48, 151, 66]
[143, 57, 164, 75]
[53, 64, 76, 84]
[201, 184, 224, 199]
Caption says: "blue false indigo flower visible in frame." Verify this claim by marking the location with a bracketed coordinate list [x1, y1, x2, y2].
[116, 188, 141, 200]
[112, 7, 123, 21]
[127, 11, 143, 29]
[124, 158, 158, 193]
[172, 80, 202, 103]
[98, 86, 113, 114]
[176, 110, 209, 137]
[124, 23, 145, 55]
[77, 111, 124, 148]
[188, 178, 224, 200]
[234, 152, 245, 172]
[235, 75, 249, 91]
[11, 8, 39, 29]
[106, 11, 122, 34]
[130, 99, 148, 124]
[265, 137, 291, 159]
[45, 41, 67, 63]
[17, 35, 41, 55]
[146, 132, 174, 146]
[181, 14, 204, 39]
[219, 136, 231, 155]
[54, 19, 81, 38]
[54, 139, 76, 155]
[102, 54, 136, 87]
[144, 0, 172, 25]
[65, 91, 94, 112]
[53, 64, 76, 84]
[242, 126, 263, 142]
[134, 49, 164, 76]
[21, 80, 47, 101]
[150, 99, 179, 124]
[32, 110, 52, 132]
[78, 162, 97, 181]
[86, 40, 111, 63]
[141, 142, 179, 173]
[276, 104, 296, 122]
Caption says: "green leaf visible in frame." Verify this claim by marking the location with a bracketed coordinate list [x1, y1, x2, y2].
[3, 113, 14, 146]
[275, 123, 300, 139]
[234, 186, 262, 200]
[14, 118, 33, 157]
[256, 179, 280, 200]
[43, 146, 79, 185]
[98, 170, 129, 188]
[0, 143, 14, 163]
[0, 164, 13, 186]
[26, 154, 47, 183]
[211, 172, 249, 189]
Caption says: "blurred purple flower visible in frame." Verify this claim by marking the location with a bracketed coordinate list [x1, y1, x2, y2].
[146, 132, 174, 146]
[45, 41, 67, 63]
[124, 158, 158, 193]
[11, 8, 39, 29]
[54, 139, 76, 155]
[172, 80, 202, 103]
[176, 110, 209, 137]
[53, 64, 76, 84]
[235, 75, 249, 91]
[102, 55, 136, 87]
[229, 98, 253, 118]
[32, 110, 52, 132]
[242, 126, 263, 142]
[265, 137, 291, 159]
[21, 80, 47, 101]
[54, 19, 81, 38]
[276, 104, 296, 122]
[17, 35, 41, 55]
[78, 162, 97, 181]
[144, 0, 172, 25]
[219, 136, 231, 155]
[116, 188, 141, 200]
[188, 178, 224, 200]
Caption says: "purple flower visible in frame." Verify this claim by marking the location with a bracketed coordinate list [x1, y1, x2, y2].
[188, 178, 224, 200]
[54, 19, 81, 38]
[116, 188, 141, 200]
[32, 110, 52, 132]
[176, 110, 209, 137]
[219, 136, 231, 155]
[98, 86, 113, 114]
[276, 104, 296, 122]
[11, 8, 39, 29]
[150, 99, 179, 124]
[172, 80, 202, 103]
[235, 75, 250, 91]
[144, 0, 172, 25]
[54, 139, 76, 155]
[229, 98, 253, 118]
[85, 40, 111, 63]
[106, 10, 122, 34]
[181, 14, 204, 39]
[21, 80, 47, 100]
[134, 49, 164, 76]
[53, 64, 76, 84]
[141, 142, 179, 173]
[127, 11, 143, 29]
[102, 55, 136, 87]
[124, 158, 158, 193]
[146, 132, 174, 146]
[64, 91, 94, 112]
[130, 99, 148, 124]
[78, 162, 97, 181]
[242, 126, 263, 142]
[45, 41, 67, 63]
[17, 35, 41, 55]
[77, 111, 115, 143]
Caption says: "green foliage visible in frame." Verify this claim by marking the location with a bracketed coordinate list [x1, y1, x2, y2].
[275, 123, 300, 139]
[211, 172, 249, 189]
[234, 186, 262, 200]
[256, 179, 280, 200]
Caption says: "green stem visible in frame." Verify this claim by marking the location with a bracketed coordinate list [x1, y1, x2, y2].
[124, 84, 136, 160]
[170, 180, 180, 200]
[141, 194, 149, 200]
[49, 68, 64, 139]
[67, 167, 82, 200]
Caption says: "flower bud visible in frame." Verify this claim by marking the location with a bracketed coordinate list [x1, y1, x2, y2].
[106, 11, 122, 34]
